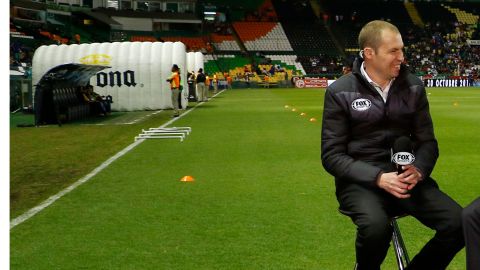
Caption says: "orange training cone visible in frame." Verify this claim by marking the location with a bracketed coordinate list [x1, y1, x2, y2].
[309, 117, 317, 122]
[180, 175, 195, 182]
[291, 108, 297, 112]
[300, 112, 306, 116]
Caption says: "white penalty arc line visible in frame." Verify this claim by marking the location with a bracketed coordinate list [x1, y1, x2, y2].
[10, 90, 225, 230]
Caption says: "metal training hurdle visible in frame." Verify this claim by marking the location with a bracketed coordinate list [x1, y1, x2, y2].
[134, 127, 192, 142]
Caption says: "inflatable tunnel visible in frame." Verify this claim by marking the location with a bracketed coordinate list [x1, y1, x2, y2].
[32, 42, 205, 111]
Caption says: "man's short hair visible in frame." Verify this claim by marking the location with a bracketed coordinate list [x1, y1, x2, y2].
[358, 20, 400, 51]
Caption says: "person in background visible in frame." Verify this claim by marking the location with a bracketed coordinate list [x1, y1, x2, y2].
[263, 74, 270, 88]
[196, 68, 207, 102]
[262, 68, 269, 76]
[226, 74, 233, 89]
[187, 71, 196, 101]
[245, 70, 251, 88]
[321, 20, 464, 270]
[269, 64, 275, 76]
[243, 64, 249, 74]
[205, 73, 211, 93]
[342, 65, 352, 75]
[80, 85, 108, 116]
[213, 73, 218, 94]
[73, 33, 81, 44]
[166, 64, 181, 117]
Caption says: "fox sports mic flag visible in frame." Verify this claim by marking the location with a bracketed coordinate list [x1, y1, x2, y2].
[392, 136, 415, 174]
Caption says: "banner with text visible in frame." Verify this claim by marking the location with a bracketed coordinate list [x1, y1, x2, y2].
[293, 77, 328, 88]
[424, 79, 471, 87]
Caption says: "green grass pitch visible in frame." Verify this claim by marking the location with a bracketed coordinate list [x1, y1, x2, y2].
[10, 87, 480, 269]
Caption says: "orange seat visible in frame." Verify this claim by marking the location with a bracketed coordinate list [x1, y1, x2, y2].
[233, 22, 276, 42]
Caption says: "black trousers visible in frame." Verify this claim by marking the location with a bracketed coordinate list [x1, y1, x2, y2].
[336, 178, 464, 270]
[463, 197, 480, 270]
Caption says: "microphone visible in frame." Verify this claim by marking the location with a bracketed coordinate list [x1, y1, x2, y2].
[391, 136, 415, 174]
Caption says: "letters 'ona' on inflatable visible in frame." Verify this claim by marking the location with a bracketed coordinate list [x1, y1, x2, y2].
[32, 42, 204, 111]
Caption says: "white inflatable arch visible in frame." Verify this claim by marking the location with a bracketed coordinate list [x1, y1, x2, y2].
[32, 42, 205, 111]
[186, 51, 205, 74]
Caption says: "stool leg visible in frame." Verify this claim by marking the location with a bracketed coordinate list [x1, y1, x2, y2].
[391, 219, 410, 270]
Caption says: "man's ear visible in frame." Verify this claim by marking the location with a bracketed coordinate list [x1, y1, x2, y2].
[363, 47, 375, 59]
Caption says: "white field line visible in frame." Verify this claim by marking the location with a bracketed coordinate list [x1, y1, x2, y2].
[82, 110, 164, 126]
[10, 91, 225, 230]
[9, 140, 142, 229]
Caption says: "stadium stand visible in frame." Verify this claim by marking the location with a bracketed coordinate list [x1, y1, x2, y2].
[130, 35, 157, 42]
[243, 0, 277, 22]
[161, 36, 211, 52]
[272, 0, 340, 75]
[233, 22, 293, 51]
[442, 4, 480, 25]
[265, 54, 306, 75]
[8, 0, 480, 99]
[281, 22, 337, 55]
[211, 33, 242, 51]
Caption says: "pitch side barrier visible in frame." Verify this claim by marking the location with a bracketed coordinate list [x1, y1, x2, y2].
[274, 76, 476, 89]
[317, 78, 477, 88]
[292, 75, 341, 88]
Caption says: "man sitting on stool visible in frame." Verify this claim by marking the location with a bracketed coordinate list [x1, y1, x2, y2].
[321, 20, 464, 270]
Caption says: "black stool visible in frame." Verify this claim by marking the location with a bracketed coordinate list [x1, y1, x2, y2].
[339, 209, 410, 270]
[390, 215, 410, 270]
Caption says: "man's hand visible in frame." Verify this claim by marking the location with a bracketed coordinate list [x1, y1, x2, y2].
[398, 165, 423, 191]
[376, 172, 411, 199]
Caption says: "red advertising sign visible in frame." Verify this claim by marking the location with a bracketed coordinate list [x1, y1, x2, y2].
[293, 77, 328, 88]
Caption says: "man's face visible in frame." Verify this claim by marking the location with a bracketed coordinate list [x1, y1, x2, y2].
[365, 30, 404, 81]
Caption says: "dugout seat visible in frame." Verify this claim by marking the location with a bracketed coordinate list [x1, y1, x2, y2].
[52, 87, 91, 126]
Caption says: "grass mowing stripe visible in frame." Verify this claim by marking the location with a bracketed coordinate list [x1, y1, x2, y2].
[10, 88, 479, 269]
[9, 139, 143, 229]
[11, 89, 338, 269]
[10, 92, 223, 229]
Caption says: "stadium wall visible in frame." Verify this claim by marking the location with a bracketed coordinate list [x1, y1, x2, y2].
[112, 17, 152, 31]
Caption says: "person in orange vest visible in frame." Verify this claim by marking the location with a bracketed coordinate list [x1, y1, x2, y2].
[264, 74, 270, 88]
[205, 74, 211, 92]
[213, 74, 218, 94]
[166, 64, 181, 117]
[226, 74, 233, 89]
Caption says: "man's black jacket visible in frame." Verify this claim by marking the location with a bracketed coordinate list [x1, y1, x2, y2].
[196, 73, 206, 83]
[321, 58, 438, 186]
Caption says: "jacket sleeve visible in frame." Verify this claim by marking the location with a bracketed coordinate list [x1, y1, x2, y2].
[411, 85, 438, 178]
[321, 88, 382, 185]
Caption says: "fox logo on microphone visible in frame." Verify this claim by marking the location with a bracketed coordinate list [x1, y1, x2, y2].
[392, 152, 415, 165]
